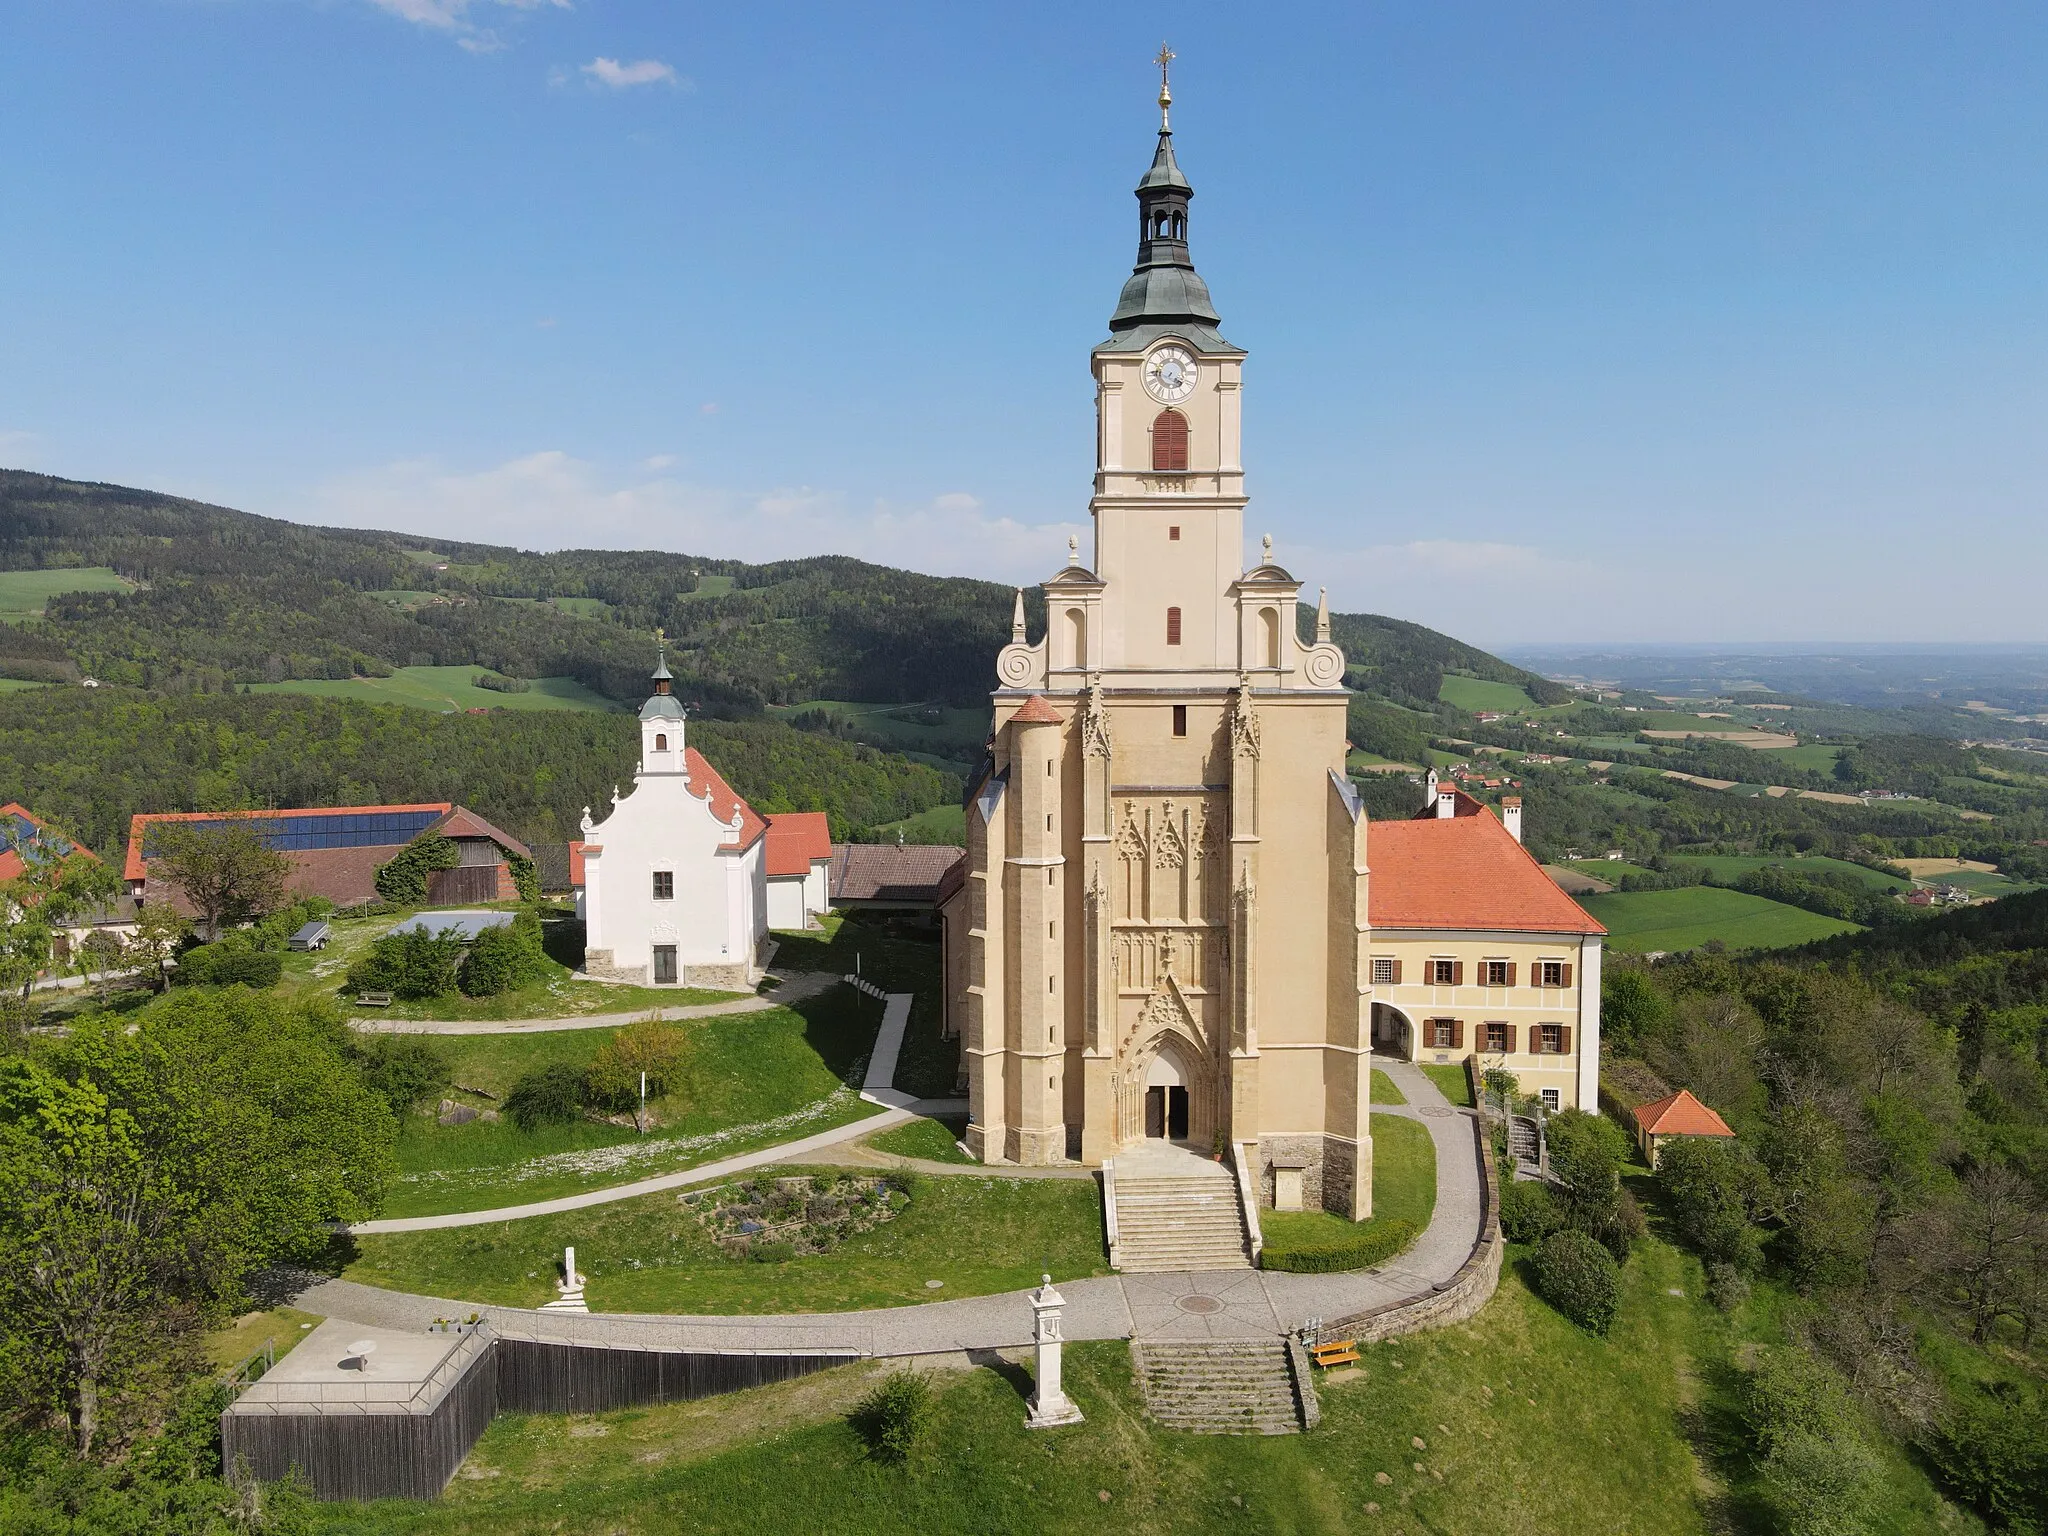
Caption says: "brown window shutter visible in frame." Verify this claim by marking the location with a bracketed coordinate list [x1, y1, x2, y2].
[1560, 963, 1574, 988]
[1452, 961, 1465, 987]
[1505, 961, 1517, 987]
[1391, 959, 1403, 985]
[1558, 1025, 1572, 1055]
[1166, 607, 1182, 646]
[1151, 409, 1189, 472]
[1504, 1024, 1518, 1054]
[1452, 1019, 1465, 1049]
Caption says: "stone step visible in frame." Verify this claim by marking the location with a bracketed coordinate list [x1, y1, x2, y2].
[1132, 1340, 1306, 1435]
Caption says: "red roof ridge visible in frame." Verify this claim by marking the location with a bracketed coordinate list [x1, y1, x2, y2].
[1010, 694, 1063, 724]
[683, 747, 768, 853]
[1369, 810, 1605, 935]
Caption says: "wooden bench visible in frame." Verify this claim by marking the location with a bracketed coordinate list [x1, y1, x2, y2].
[356, 991, 394, 1008]
[1310, 1340, 1361, 1369]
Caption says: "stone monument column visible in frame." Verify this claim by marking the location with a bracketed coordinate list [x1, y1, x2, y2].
[1024, 1273, 1083, 1428]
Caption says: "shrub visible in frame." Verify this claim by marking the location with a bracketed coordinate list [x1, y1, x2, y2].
[172, 944, 283, 989]
[504, 1063, 587, 1130]
[851, 1371, 934, 1464]
[458, 919, 545, 997]
[1532, 1229, 1620, 1334]
[1926, 1389, 2048, 1534]
[348, 929, 463, 1000]
[585, 1018, 692, 1112]
[1705, 1260, 1750, 1313]
[1261, 1219, 1419, 1274]
[1592, 1186, 1647, 1262]
[1498, 1179, 1565, 1244]
[1760, 1428, 1883, 1536]
[358, 1035, 452, 1122]
[1657, 1134, 1773, 1273]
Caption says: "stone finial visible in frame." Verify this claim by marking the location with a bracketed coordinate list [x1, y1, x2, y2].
[1067, 534, 1080, 567]
[1011, 588, 1027, 643]
[1315, 586, 1331, 643]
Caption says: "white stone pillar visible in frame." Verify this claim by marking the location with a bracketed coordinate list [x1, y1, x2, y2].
[1576, 936, 1603, 1110]
[1024, 1273, 1083, 1427]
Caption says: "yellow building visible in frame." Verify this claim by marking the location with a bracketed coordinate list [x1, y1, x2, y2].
[939, 77, 1603, 1218]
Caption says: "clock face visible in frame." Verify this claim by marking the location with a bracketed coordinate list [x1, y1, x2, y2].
[1144, 346, 1198, 404]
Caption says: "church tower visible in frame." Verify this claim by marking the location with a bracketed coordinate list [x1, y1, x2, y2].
[954, 57, 1374, 1218]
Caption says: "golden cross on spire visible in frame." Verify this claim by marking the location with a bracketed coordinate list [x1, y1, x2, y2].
[1155, 42, 1174, 130]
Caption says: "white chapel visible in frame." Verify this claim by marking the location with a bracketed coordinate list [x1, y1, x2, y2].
[574, 653, 774, 990]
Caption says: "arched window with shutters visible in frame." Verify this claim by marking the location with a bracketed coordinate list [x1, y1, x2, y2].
[1166, 607, 1182, 646]
[1151, 409, 1189, 472]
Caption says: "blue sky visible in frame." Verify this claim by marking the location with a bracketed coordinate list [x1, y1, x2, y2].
[4, 2, 2045, 645]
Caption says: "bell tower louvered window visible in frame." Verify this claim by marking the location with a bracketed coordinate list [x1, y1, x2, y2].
[1151, 409, 1189, 472]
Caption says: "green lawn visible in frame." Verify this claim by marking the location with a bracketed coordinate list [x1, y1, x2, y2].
[866, 1113, 973, 1164]
[347, 1163, 1108, 1313]
[868, 803, 966, 846]
[314, 1245, 1764, 1536]
[1421, 1063, 1474, 1106]
[1259, 1111, 1434, 1263]
[0, 677, 51, 692]
[1920, 866, 2039, 899]
[1559, 858, 1656, 882]
[775, 914, 954, 1099]
[0, 565, 133, 616]
[249, 665, 621, 714]
[1438, 674, 1537, 714]
[492, 594, 614, 620]
[377, 988, 884, 1218]
[1370, 1068, 1405, 1106]
[1663, 854, 1906, 893]
[1580, 886, 1860, 954]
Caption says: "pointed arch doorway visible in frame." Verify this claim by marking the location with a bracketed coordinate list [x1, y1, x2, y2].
[1143, 1045, 1192, 1142]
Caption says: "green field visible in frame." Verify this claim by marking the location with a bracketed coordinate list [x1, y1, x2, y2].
[0, 678, 50, 693]
[1752, 741, 1843, 774]
[495, 595, 614, 620]
[249, 665, 621, 713]
[677, 573, 736, 600]
[769, 698, 990, 764]
[1558, 858, 1655, 882]
[0, 565, 133, 616]
[1664, 854, 1906, 893]
[1438, 674, 1537, 713]
[1921, 867, 2039, 899]
[1580, 886, 1860, 954]
[347, 1162, 1108, 1313]
[868, 803, 966, 846]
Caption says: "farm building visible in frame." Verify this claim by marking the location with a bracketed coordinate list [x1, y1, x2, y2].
[123, 804, 531, 912]
[762, 812, 834, 930]
[830, 842, 965, 914]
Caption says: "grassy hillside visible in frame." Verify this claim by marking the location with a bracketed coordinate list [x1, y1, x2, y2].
[1581, 885, 1861, 953]
[249, 665, 621, 714]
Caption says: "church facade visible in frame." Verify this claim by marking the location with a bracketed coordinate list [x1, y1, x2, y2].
[941, 78, 1603, 1218]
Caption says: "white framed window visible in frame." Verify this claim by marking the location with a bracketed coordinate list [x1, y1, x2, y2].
[1538, 958, 1569, 988]
[1429, 958, 1458, 986]
[1540, 1088, 1561, 1112]
[651, 870, 674, 900]
[1371, 956, 1396, 985]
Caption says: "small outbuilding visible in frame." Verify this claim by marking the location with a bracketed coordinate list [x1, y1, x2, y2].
[1631, 1087, 1736, 1168]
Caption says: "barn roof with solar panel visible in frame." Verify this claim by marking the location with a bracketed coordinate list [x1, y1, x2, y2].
[124, 803, 531, 911]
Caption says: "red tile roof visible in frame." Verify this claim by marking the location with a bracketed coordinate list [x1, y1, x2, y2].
[568, 840, 588, 888]
[1009, 694, 1063, 725]
[123, 803, 454, 882]
[685, 748, 768, 853]
[764, 812, 833, 878]
[0, 803, 94, 883]
[1369, 811, 1605, 934]
[1634, 1089, 1735, 1139]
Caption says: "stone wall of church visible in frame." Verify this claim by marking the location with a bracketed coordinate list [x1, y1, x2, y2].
[1257, 1133, 1362, 1218]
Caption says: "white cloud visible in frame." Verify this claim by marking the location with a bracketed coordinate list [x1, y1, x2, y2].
[581, 56, 680, 89]
[366, 0, 568, 48]
[304, 451, 1082, 583]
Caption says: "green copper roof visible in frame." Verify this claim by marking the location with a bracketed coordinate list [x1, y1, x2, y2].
[1106, 127, 1234, 348]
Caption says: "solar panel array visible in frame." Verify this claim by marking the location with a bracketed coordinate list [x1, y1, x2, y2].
[2, 812, 72, 855]
[142, 809, 444, 857]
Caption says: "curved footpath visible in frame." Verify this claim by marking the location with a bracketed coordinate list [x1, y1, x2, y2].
[347, 970, 840, 1036]
[297, 1057, 1489, 1354]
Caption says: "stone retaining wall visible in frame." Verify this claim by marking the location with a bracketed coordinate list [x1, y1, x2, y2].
[1321, 1111, 1502, 1346]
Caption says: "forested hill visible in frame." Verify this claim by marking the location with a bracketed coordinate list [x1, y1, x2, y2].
[0, 469, 1558, 716]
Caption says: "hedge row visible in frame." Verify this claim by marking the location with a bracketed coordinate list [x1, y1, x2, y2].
[1260, 1218, 1419, 1274]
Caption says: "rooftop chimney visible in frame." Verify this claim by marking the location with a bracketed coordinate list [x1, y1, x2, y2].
[1436, 788, 1457, 819]
[1424, 768, 1439, 808]
[1501, 796, 1524, 844]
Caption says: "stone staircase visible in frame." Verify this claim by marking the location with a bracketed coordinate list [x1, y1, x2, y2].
[1132, 1339, 1307, 1435]
[1108, 1152, 1252, 1273]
